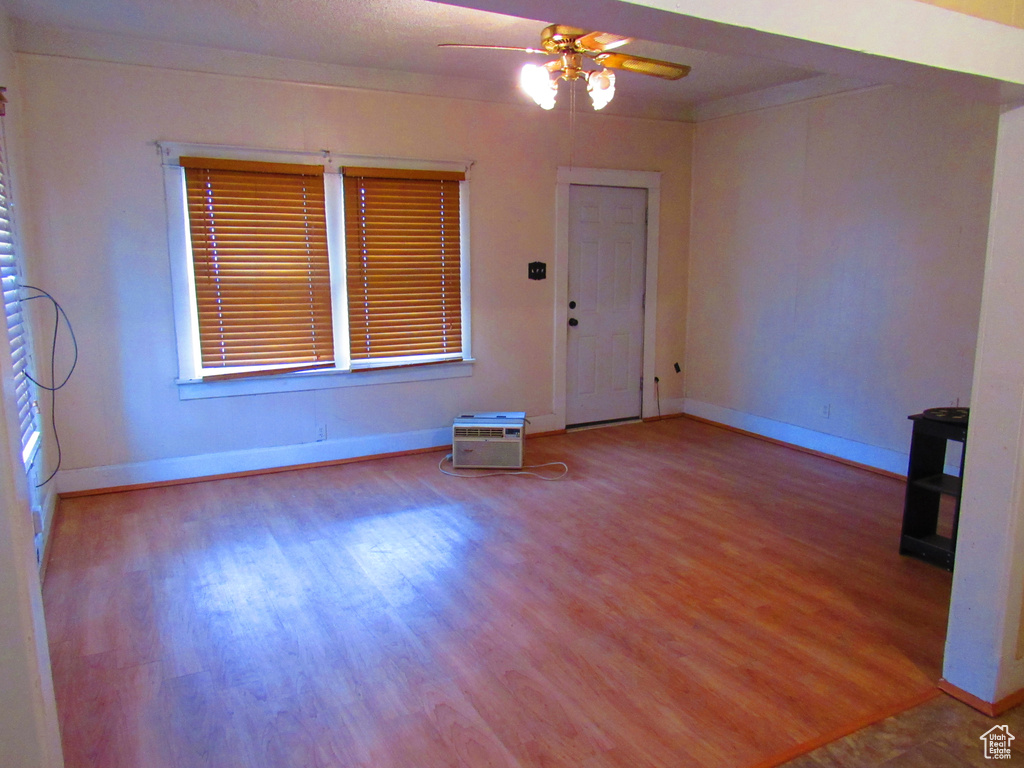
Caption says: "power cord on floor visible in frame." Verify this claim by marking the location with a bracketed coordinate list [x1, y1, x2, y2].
[438, 453, 569, 480]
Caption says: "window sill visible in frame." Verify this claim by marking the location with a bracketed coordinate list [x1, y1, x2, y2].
[177, 358, 474, 400]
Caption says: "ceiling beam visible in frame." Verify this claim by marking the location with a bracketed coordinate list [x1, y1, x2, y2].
[435, 0, 1024, 104]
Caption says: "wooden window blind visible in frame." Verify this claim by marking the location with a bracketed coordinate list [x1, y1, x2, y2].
[182, 157, 334, 374]
[343, 167, 464, 362]
[0, 138, 38, 465]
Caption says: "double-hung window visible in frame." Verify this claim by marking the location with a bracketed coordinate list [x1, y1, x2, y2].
[163, 145, 471, 396]
[343, 167, 464, 366]
[183, 157, 335, 376]
[1, 124, 40, 468]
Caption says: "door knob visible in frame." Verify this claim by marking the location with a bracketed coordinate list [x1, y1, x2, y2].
[568, 318, 579, 327]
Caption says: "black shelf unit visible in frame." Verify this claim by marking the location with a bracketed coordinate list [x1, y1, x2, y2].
[900, 411, 968, 571]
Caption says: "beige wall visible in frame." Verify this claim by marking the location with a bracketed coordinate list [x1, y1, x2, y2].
[913, 0, 1024, 28]
[0, 11, 64, 768]
[15, 52, 692, 486]
[687, 85, 998, 466]
[945, 102, 1024, 701]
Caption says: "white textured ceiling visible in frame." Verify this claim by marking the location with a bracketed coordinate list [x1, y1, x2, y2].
[3, 0, 838, 120]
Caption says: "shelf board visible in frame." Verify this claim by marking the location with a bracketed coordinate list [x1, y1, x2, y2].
[900, 532, 954, 571]
[911, 472, 962, 496]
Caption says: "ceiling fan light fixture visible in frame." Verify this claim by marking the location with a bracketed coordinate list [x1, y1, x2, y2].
[587, 69, 615, 110]
[520, 63, 558, 109]
[443, 25, 689, 114]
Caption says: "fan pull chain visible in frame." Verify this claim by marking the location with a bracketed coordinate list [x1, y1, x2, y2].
[569, 79, 577, 169]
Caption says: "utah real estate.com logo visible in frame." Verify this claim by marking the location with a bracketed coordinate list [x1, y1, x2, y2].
[981, 725, 1015, 760]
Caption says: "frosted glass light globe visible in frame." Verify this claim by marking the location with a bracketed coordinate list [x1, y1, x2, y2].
[520, 64, 558, 110]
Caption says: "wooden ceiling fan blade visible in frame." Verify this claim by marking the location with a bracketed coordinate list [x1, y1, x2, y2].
[576, 30, 633, 52]
[593, 52, 691, 80]
[438, 43, 546, 54]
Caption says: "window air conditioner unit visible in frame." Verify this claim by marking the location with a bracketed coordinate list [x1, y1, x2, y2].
[452, 412, 526, 469]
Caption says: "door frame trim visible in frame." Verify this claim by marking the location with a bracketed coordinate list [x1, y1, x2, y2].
[553, 167, 661, 428]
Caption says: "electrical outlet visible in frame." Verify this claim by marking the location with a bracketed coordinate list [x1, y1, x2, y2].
[316, 424, 327, 441]
[821, 404, 831, 419]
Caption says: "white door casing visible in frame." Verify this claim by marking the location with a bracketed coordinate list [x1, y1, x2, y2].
[552, 167, 661, 430]
[566, 185, 648, 425]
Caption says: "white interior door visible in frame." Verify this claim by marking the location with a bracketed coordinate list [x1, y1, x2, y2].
[566, 184, 647, 426]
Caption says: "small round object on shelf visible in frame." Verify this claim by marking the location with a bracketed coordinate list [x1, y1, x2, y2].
[921, 406, 969, 424]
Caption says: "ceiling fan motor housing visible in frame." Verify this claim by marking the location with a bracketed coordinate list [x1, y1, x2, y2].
[540, 25, 590, 53]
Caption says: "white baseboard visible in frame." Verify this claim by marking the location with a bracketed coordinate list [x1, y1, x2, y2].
[53, 405, 911, 494]
[654, 396, 686, 418]
[36, 486, 58, 578]
[54, 412, 565, 494]
[682, 398, 910, 475]
[523, 413, 562, 435]
[56, 427, 451, 494]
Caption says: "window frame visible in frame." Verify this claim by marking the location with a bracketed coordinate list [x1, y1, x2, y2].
[160, 142, 473, 399]
[0, 128, 41, 470]
[343, 167, 467, 369]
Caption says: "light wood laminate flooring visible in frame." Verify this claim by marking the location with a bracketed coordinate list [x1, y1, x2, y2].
[44, 417, 953, 768]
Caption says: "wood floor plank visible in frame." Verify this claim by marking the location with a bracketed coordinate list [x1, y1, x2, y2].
[158, 671, 248, 768]
[44, 418, 952, 768]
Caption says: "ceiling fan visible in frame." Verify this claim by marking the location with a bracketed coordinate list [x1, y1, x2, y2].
[439, 24, 691, 111]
